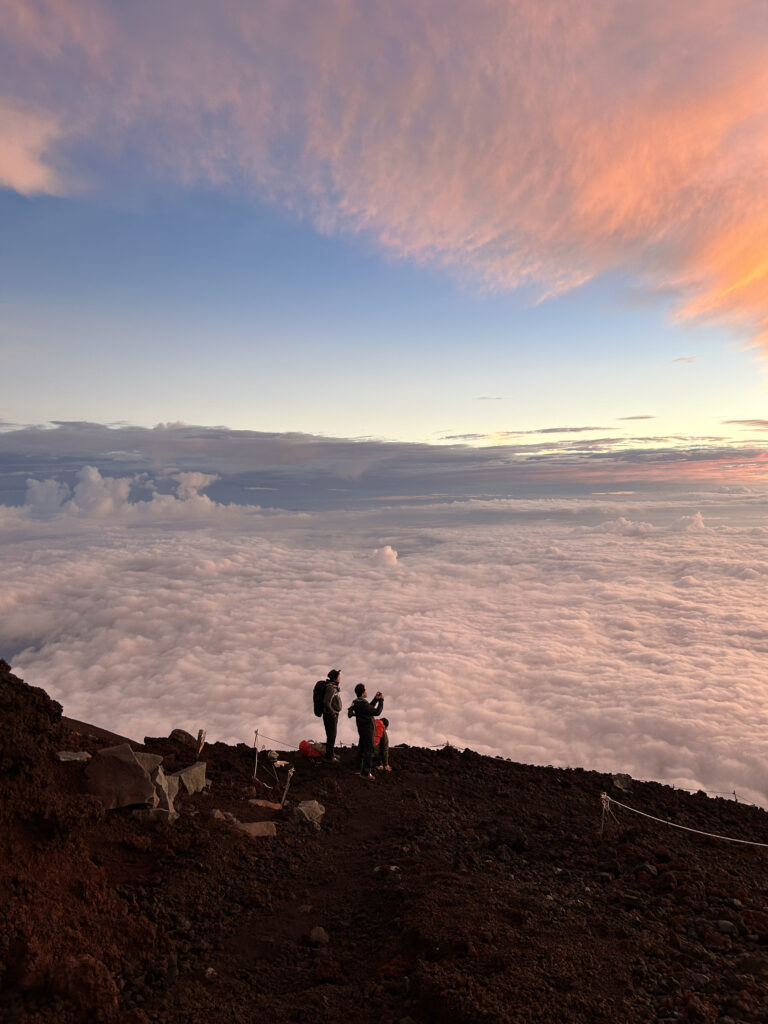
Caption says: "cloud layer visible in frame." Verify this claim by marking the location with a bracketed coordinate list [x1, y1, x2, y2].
[2, 422, 767, 513]
[2, 1, 768, 343]
[3, 474, 768, 807]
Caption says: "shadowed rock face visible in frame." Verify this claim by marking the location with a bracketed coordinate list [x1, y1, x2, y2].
[4, 661, 768, 1024]
[85, 744, 158, 810]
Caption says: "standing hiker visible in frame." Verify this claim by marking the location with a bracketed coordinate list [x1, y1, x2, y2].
[316, 669, 342, 762]
[347, 684, 384, 780]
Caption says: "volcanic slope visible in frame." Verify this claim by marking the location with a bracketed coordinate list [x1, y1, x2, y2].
[3, 660, 768, 1024]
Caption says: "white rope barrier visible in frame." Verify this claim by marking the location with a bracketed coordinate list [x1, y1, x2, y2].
[254, 731, 299, 750]
[601, 793, 768, 849]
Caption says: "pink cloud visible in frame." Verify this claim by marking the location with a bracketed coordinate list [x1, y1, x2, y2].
[0, 99, 65, 194]
[3, 1, 768, 342]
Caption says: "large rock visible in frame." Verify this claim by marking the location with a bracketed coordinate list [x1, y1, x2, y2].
[57, 751, 92, 763]
[85, 744, 156, 810]
[170, 761, 207, 794]
[168, 728, 196, 746]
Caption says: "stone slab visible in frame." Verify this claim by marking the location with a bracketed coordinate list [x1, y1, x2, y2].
[170, 761, 207, 795]
[238, 821, 277, 838]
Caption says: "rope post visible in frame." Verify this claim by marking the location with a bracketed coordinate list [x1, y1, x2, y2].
[600, 792, 610, 837]
[253, 729, 259, 780]
[280, 767, 295, 809]
[196, 729, 207, 757]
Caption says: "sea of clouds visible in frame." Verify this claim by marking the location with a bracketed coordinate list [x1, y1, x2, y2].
[3, 465, 768, 806]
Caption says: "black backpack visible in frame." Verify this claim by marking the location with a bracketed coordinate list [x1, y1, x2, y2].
[313, 680, 327, 717]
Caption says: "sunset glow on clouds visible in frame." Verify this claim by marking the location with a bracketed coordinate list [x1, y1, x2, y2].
[4, 3, 768, 808]
[4, 473, 768, 806]
[2, 1, 768, 344]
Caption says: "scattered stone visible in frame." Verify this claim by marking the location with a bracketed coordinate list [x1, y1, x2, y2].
[211, 808, 227, 821]
[132, 807, 178, 823]
[56, 750, 92, 763]
[85, 744, 157, 810]
[309, 926, 330, 947]
[636, 862, 658, 878]
[716, 920, 738, 935]
[291, 800, 325, 828]
[249, 799, 283, 810]
[170, 761, 207, 795]
[299, 904, 312, 913]
[611, 773, 633, 794]
[689, 973, 710, 989]
[169, 728, 196, 746]
[238, 821, 277, 838]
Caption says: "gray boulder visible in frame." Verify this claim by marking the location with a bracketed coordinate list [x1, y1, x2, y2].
[151, 765, 179, 816]
[85, 744, 156, 810]
[133, 752, 164, 773]
[170, 761, 207, 795]
[57, 751, 92, 763]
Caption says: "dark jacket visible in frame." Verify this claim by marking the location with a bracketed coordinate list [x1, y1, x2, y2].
[347, 696, 384, 739]
[323, 682, 342, 717]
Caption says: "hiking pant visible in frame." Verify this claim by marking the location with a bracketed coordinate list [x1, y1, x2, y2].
[323, 712, 338, 760]
[376, 730, 389, 768]
[358, 732, 375, 774]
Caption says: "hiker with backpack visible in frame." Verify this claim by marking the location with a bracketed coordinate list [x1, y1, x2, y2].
[313, 669, 343, 763]
[347, 684, 384, 780]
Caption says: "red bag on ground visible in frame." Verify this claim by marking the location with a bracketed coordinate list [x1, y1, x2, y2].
[299, 739, 324, 758]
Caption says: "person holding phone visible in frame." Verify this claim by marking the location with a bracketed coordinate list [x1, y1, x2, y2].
[347, 684, 384, 780]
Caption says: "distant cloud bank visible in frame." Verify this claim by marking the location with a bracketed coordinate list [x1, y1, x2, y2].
[2, 1, 768, 344]
[3, 477, 768, 806]
[1, 422, 767, 513]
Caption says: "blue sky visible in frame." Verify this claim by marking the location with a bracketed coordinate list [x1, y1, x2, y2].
[1, 0, 767, 474]
[1, 187, 761, 446]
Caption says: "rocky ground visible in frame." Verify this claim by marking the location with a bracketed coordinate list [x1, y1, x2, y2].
[3, 659, 768, 1024]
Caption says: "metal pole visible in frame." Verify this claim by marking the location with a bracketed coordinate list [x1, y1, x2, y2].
[280, 767, 295, 808]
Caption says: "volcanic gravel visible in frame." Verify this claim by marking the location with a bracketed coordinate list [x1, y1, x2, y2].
[3, 659, 768, 1024]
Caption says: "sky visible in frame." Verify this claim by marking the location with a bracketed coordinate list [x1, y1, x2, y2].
[1, 0, 768, 446]
[3, 2, 768, 805]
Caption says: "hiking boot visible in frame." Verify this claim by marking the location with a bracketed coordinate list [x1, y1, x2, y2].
[360, 773, 375, 781]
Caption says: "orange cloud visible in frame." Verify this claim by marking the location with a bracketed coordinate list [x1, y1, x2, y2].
[0, 99, 65, 194]
[2, 1, 768, 342]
